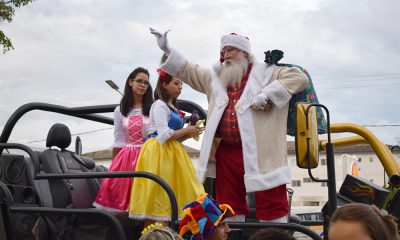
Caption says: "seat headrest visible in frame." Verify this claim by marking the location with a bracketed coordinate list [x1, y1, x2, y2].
[46, 123, 71, 149]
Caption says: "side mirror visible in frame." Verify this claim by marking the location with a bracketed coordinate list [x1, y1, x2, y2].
[295, 103, 319, 168]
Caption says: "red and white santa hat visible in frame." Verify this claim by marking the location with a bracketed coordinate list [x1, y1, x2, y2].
[220, 33, 251, 63]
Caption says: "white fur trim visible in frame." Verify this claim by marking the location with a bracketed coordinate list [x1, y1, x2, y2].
[244, 166, 291, 193]
[261, 80, 291, 109]
[212, 62, 224, 75]
[196, 102, 227, 182]
[220, 33, 251, 54]
[237, 108, 258, 175]
[196, 71, 228, 183]
[196, 167, 208, 183]
[161, 49, 186, 76]
[235, 63, 275, 184]
[205, 161, 216, 178]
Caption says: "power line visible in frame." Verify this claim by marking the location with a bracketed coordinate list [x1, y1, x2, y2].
[22, 124, 400, 144]
[26, 127, 113, 144]
[0, 92, 118, 114]
[312, 73, 400, 89]
[316, 82, 400, 90]
[316, 77, 399, 84]
[315, 73, 400, 81]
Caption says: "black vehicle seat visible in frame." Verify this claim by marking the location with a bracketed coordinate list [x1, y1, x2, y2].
[39, 123, 100, 208]
[22, 151, 53, 207]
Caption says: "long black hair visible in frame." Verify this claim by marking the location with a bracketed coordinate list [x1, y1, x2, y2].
[120, 67, 153, 117]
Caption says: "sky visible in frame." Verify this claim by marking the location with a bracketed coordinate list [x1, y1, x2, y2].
[1, 0, 400, 154]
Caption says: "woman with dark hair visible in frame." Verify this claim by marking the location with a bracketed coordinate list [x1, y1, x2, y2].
[329, 203, 399, 240]
[93, 67, 154, 212]
[128, 68, 205, 227]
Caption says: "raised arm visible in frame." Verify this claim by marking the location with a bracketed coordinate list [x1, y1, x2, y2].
[150, 27, 212, 95]
[150, 27, 172, 56]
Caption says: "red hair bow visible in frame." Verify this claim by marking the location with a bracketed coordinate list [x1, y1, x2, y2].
[157, 68, 167, 83]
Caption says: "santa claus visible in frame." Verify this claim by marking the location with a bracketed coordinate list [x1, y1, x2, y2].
[150, 28, 308, 222]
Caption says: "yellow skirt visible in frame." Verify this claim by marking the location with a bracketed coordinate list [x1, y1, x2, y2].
[128, 138, 205, 221]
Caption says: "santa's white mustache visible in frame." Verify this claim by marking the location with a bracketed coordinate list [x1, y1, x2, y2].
[220, 59, 248, 87]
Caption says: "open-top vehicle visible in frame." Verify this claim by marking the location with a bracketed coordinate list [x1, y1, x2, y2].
[0, 100, 399, 240]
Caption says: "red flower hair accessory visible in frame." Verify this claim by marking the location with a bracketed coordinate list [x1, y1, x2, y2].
[157, 68, 167, 83]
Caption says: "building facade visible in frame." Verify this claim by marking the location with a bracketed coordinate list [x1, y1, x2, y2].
[84, 142, 400, 212]
[288, 141, 400, 212]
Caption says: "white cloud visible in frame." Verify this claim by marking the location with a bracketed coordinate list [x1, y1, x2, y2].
[1, 0, 400, 153]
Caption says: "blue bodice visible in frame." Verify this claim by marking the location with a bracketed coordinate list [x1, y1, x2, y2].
[168, 108, 184, 130]
[147, 107, 184, 139]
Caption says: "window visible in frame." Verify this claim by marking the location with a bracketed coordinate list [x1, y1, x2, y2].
[303, 201, 320, 206]
[320, 158, 327, 165]
[303, 177, 312, 183]
[321, 182, 327, 187]
[292, 201, 302, 206]
[297, 212, 324, 220]
[292, 180, 301, 187]
[369, 157, 373, 163]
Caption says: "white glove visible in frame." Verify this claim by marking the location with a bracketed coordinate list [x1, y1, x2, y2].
[150, 27, 171, 55]
[252, 92, 270, 111]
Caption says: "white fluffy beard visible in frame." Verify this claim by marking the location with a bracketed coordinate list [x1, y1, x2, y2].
[219, 58, 248, 88]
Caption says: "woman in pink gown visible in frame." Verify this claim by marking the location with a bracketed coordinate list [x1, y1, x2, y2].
[93, 67, 154, 212]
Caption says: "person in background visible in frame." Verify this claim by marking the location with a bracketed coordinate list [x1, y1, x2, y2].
[179, 193, 235, 240]
[249, 228, 296, 240]
[93, 67, 154, 212]
[129, 68, 205, 227]
[139, 223, 182, 240]
[150, 28, 308, 223]
[328, 203, 400, 240]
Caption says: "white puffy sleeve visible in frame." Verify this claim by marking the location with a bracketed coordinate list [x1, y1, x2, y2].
[151, 100, 174, 144]
[113, 106, 126, 148]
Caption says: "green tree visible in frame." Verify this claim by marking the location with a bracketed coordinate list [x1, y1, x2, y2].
[0, 0, 35, 53]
